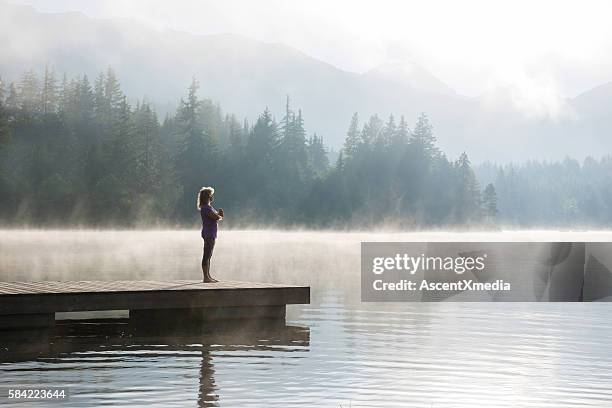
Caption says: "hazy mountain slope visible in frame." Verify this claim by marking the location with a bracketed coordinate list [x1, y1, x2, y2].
[363, 61, 457, 96]
[1, 2, 611, 162]
[0, 2, 476, 155]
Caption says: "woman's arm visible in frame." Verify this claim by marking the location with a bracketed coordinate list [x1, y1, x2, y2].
[206, 209, 223, 221]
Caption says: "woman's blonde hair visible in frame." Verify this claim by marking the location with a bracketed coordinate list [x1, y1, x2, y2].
[197, 186, 215, 209]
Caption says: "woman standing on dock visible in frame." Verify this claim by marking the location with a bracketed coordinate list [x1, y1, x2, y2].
[197, 186, 223, 283]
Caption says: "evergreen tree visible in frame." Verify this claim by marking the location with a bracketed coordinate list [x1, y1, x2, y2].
[292, 110, 309, 172]
[103, 67, 124, 133]
[5, 83, 19, 112]
[129, 100, 179, 220]
[18, 70, 40, 115]
[411, 113, 437, 158]
[275, 98, 309, 212]
[482, 183, 498, 218]
[393, 115, 409, 146]
[280, 95, 294, 141]
[307, 133, 329, 176]
[132, 101, 161, 192]
[278, 97, 308, 174]
[361, 114, 383, 148]
[90, 94, 136, 221]
[78, 75, 95, 126]
[174, 77, 217, 219]
[454, 152, 481, 222]
[93, 72, 106, 120]
[41, 65, 58, 115]
[381, 114, 397, 147]
[57, 74, 69, 115]
[245, 108, 278, 209]
[335, 151, 344, 171]
[0, 77, 9, 146]
[227, 114, 244, 156]
[242, 118, 249, 139]
[343, 112, 360, 158]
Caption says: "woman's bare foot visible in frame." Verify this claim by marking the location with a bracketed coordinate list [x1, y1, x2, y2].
[203, 275, 219, 283]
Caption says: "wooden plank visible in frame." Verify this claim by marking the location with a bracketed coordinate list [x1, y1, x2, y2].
[0, 282, 34, 294]
[0, 280, 296, 295]
[0, 287, 24, 295]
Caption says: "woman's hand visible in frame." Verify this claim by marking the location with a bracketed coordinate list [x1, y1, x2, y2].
[218, 208, 224, 218]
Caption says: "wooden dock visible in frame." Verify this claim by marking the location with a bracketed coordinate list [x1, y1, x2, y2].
[0, 280, 310, 330]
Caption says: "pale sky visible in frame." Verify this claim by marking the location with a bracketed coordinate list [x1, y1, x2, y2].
[7, 0, 612, 106]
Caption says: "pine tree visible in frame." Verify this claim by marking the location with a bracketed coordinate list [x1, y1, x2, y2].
[393, 115, 410, 146]
[343, 112, 360, 158]
[247, 108, 277, 159]
[361, 114, 383, 148]
[280, 95, 294, 142]
[307, 133, 329, 176]
[411, 113, 437, 157]
[111, 95, 135, 179]
[78, 75, 95, 125]
[482, 183, 498, 218]
[245, 108, 278, 208]
[227, 114, 244, 156]
[57, 74, 69, 115]
[174, 77, 217, 218]
[335, 151, 344, 171]
[133, 101, 161, 193]
[18, 69, 40, 114]
[242, 118, 249, 139]
[0, 77, 9, 145]
[93, 72, 105, 120]
[275, 97, 309, 210]
[381, 114, 397, 147]
[455, 152, 481, 222]
[279, 96, 308, 171]
[41, 65, 58, 115]
[292, 109, 309, 171]
[103, 67, 124, 132]
[5, 83, 19, 112]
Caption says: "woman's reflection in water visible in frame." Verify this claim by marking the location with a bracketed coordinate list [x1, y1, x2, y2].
[198, 345, 220, 407]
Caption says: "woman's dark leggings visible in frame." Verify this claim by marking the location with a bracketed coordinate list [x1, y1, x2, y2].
[202, 237, 216, 267]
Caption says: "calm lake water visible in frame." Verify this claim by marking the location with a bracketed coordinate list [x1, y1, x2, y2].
[1, 229, 612, 407]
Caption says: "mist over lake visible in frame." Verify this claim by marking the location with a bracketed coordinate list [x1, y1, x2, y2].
[4, 229, 612, 283]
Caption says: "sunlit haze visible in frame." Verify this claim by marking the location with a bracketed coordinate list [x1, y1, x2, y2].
[7, 0, 612, 107]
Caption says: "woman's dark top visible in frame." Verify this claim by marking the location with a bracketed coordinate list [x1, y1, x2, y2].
[200, 204, 218, 239]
